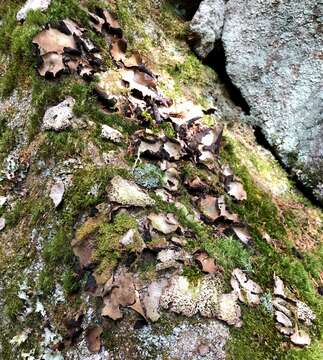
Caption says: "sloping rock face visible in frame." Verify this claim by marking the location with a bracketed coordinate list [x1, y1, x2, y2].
[190, 0, 323, 203]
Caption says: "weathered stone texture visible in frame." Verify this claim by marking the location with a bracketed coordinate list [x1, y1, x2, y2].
[190, 0, 323, 202]
[190, 0, 225, 58]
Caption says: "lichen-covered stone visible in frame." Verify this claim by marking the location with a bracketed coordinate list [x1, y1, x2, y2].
[191, 0, 323, 202]
[160, 275, 241, 326]
[107, 176, 155, 207]
[222, 0, 323, 202]
[42, 97, 76, 131]
[190, 0, 225, 58]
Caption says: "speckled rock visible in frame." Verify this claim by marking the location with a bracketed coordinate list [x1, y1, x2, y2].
[16, 0, 52, 21]
[222, 0, 323, 202]
[160, 275, 241, 326]
[42, 97, 75, 131]
[190, 0, 225, 58]
[191, 0, 323, 202]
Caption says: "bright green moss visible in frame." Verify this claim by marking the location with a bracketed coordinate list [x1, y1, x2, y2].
[203, 236, 252, 273]
[94, 212, 142, 273]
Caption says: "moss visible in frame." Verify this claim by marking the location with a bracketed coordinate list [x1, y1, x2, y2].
[166, 53, 206, 87]
[203, 236, 252, 274]
[94, 212, 142, 274]
[227, 306, 283, 360]
[38, 130, 85, 161]
[160, 121, 176, 139]
[220, 133, 323, 353]
[180, 161, 222, 192]
[182, 265, 202, 285]
[61, 268, 81, 295]
[3, 283, 24, 320]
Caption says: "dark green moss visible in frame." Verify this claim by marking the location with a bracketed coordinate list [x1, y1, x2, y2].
[3, 283, 24, 320]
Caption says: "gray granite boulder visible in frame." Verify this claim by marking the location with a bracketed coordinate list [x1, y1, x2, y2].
[190, 0, 323, 203]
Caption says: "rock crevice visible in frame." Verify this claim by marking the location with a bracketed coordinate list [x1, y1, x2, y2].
[190, 0, 323, 203]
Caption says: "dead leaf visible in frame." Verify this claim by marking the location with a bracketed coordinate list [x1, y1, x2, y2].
[88, 12, 105, 33]
[148, 213, 179, 234]
[71, 238, 94, 269]
[85, 325, 102, 353]
[50, 180, 65, 207]
[274, 276, 286, 298]
[231, 268, 263, 306]
[290, 330, 311, 346]
[37, 52, 65, 77]
[129, 290, 147, 320]
[195, 251, 217, 274]
[197, 195, 219, 222]
[101, 269, 145, 320]
[110, 37, 127, 62]
[101, 10, 122, 35]
[143, 280, 168, 322]
[185, 176, 207, 191]
[232, 226, 251, 245]
[121, 68, 158, 99]
[275, 311, 293, 328]
[218, 196, 239, 222]
[227, 181, 247, 201]
[33, 27, 77, 55]
[163, 167, 180, 192]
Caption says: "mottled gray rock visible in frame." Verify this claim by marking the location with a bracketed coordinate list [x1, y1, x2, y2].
[191, 0, 323, 202]
[16, 0, 51, 21]
[42, 97, 84, 131]
[101, 124, 123, 143]
[221, 0, 323, 202]
[190, 0, 225, 58]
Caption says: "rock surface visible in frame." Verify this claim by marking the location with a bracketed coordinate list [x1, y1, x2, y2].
[190, 0, 225, 58]
[190, 0, 323, 202]
[42, 97, 76, 131]
[107, 176, 155, 207]
[16, 0, 51, 21]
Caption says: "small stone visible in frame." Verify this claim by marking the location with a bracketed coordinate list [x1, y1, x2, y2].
[17, 0, 51, 21]
[50, 180, 65, 208]
[217, 292, 242, 327]
[0, 196, 7, 207]
[148, 213, 179, 234]
[42, 97, 76, 131]
[101, 124, 123, 143]
[108, 176, 155, 207]
[119, 229, 135, 246]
